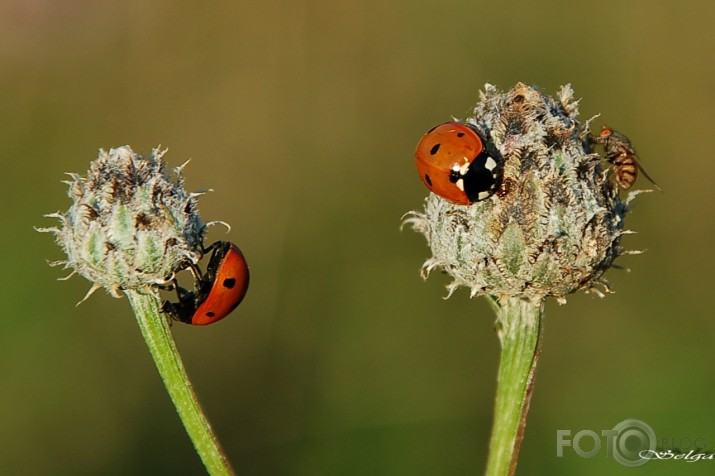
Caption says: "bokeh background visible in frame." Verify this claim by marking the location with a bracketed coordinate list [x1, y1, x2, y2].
[2, 1, 713, 474]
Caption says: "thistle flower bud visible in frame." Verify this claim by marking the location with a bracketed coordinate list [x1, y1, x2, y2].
[39, 146, 206, 301]
[406, 83, 644, 303]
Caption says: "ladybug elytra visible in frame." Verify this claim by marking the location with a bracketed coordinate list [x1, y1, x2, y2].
[162, 241, 250, 325]
[415, 121, 503, 205]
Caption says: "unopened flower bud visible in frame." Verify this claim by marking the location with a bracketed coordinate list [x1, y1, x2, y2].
[39, 146, 206, 301]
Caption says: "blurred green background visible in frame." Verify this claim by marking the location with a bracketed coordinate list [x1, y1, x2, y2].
[2, 1, 714, 474]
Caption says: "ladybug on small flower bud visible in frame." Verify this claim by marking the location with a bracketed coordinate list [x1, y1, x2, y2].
[415, 121, 503, 205]
[162, 241, 250, 326]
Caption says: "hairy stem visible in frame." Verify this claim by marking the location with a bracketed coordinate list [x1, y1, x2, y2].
[126, 290, 235, 476]
[485, 298, 544, 476]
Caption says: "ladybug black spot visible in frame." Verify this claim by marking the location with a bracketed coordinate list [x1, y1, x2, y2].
[223, 278, 236, 289]
[457, 132, 465, 137]
[424, 174, 433, 186]
[206, 311, 216, 317]
[430, 143, 441, 155]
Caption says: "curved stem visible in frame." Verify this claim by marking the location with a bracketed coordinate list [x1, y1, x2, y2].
[126, 290, 235, 476]
[485, 298, 544, 476]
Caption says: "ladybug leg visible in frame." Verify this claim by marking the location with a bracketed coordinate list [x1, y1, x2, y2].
[200, 240, 221, 255]
[155, 278, 188, 300]
[172, 279, 190, 301]
[186, 261, 203, 284]
[160, 278, 183, 325]
[155, 282, 175, 291]
[160, 301, 177, 326]
[163, 260, 203, 290]
[160, 278, 198, 325]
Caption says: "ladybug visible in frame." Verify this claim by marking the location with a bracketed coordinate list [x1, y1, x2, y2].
[415, 121, 502, 205]
[162, 241, 250, 325]
[595, 126, 661, 191]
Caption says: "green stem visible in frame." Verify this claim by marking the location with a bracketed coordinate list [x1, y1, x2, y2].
[485, 298, 544, 476]
[126, 290, 235, 476]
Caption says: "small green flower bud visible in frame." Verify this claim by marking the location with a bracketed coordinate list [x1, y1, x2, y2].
[405, 83, 646, 303]
[39, 146, 208, 301]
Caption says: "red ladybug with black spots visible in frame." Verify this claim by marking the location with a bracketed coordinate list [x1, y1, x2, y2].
[162, 241, 250, 325]
[415, 121, 503, 205]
